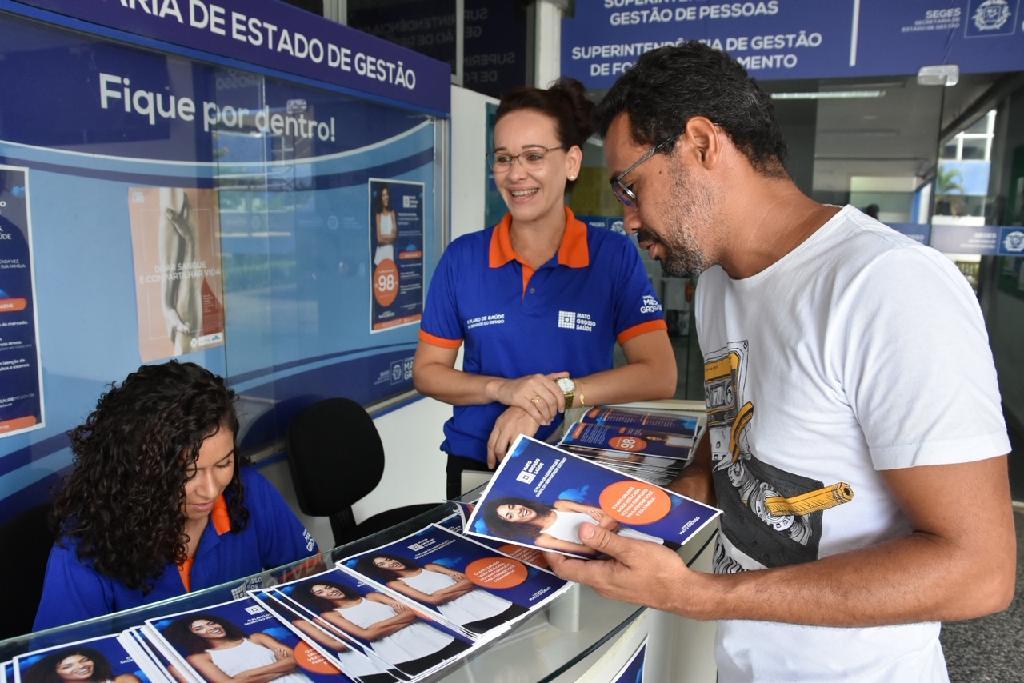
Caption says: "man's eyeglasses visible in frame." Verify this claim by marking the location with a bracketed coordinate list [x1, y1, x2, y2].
[610, 137, 676, 207]
[491, 145, 565, 173]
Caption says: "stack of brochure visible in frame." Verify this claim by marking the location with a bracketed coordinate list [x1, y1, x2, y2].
[4, 437, 720, 683]
[557, 406, 706, 486]
[4, 512, 572, 683]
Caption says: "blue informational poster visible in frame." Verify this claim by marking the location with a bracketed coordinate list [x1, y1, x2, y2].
[0, 165, 43, 439]
[9, 0, 450, 114]
[0, 3, 442, 520]
[369, 179, 424, 332]
[562, 0, 1024, 88]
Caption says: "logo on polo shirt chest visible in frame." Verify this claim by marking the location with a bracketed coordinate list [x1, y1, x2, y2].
[557, 310, 596, 332]
[466, 313, 505, 330]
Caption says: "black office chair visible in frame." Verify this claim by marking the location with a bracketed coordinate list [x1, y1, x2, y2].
[0, 503, 54, 639]
[286, 397, 438, 547]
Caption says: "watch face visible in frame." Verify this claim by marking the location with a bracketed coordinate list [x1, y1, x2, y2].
[557, 377, 575, 393]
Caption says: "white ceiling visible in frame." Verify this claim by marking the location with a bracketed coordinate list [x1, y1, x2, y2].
[765, 74, 999, 193]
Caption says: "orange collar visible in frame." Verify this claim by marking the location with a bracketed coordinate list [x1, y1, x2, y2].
[177, 495, 230, 593]
[488, 207, 590, 269]
[210, 495, 231, 535]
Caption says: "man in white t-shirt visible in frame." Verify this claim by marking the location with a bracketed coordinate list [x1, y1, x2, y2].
[547, 42, 1016, 682]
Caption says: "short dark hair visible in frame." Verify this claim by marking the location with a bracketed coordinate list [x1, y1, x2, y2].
[163, 614, 247, 655]
[22, 648, 114, 683]
[594, 42, 788, 177]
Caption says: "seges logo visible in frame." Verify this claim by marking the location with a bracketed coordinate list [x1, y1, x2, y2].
[640, 294, 663, 314]
[972, 0, 1011, 31]
[1004, 229, 1024, 253]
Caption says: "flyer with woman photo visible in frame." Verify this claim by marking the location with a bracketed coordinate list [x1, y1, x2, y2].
[145, 596, 356, 683]
[465, 436, 721, 559]
[340, 524, 570, 639]
[271, 568, 474, 680]
[13, 633, 155, 683]
[249, 589, 401, 683]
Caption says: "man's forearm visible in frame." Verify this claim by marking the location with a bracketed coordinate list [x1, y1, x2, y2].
[680, 530, 1014, 626]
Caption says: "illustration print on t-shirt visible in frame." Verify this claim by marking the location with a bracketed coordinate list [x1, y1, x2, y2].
[704, 341, 854, 572]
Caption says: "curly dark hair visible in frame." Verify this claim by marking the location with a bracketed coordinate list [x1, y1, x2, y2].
[354, 552, 417, 584]
[495, 77, 594, 190]
[290, 578, 360, 615]
[22, 647, 114, 683]
[51, 360, 247, 592]
[594, 42, 788, 177]
[480, 497, 552, 543]
[163, 613, 247, 655]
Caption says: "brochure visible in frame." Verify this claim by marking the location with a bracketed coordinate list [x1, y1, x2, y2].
[271, 567, 475, 680]
[145, 596, 357, 683]
[441, 503, 551, 570]
[119, 629, 172, 683]
[559, 446, 686, 486]
[579, 406, 703, 437]
[466, 436, 721, 559]
[13, 633, 155, 683]
[249, 589, 400, 683]
[560, 420, 699, 462]
[612, 639, 646, 683]
[339, 524, 570, 638]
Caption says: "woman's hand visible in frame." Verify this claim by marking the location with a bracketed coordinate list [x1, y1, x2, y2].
[486, 372, 568, 424]
[487, 406, 541, 468]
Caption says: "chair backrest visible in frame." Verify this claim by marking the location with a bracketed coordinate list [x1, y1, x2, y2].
[286, 397, 386, 518]
[0, 503, 53, 639]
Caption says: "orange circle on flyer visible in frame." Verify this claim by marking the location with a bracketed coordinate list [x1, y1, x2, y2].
[608, 435, 647, 452]
[465, 556, 528, 589]
[497, 543, 549, 569]
[598, 480, 672, 525]
[294, 642, 340, 674]
[372, 259, 399, 307]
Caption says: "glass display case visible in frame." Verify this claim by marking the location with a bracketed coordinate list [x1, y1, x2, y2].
[0, 497, 718, 682]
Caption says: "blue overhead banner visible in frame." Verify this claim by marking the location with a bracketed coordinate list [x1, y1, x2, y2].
[564, 0, 1024, 89]
[5, 0, 450, 114]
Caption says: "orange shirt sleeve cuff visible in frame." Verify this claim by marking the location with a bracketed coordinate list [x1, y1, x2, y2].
[419, 329, 463, 349]
[617, 319, 668, 345]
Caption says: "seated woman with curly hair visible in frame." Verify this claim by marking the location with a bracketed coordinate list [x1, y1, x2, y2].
[33, 361, 318, 630]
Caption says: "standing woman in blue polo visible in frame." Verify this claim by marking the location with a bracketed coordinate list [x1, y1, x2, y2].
[34, 361, 318, 630]
[414, 78, 677, 497]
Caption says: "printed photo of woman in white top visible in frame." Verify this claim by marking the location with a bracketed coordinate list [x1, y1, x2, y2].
[21, 647, 140, 683]
[163, 614, 312, 683]
[354, 553, 527, 634]
[291, 579, 470, 677]
[481, 497, 678, 556]
[372, 183, 397, 267]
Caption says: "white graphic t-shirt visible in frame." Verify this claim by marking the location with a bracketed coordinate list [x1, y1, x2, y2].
[694, 205, 1009, 682]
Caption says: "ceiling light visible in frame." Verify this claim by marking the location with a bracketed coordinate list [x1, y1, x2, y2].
[771, 90, 886, 100]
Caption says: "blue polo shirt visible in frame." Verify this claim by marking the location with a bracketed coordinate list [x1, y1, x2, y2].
[33, 467, 318, 630]
[420, 208, 667, 463]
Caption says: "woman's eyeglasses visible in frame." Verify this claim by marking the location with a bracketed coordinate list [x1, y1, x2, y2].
[491, 145, 565, 173]
[610, 137, 676, 207]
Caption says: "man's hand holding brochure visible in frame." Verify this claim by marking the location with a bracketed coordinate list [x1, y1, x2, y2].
[464, 435, 720, 558]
